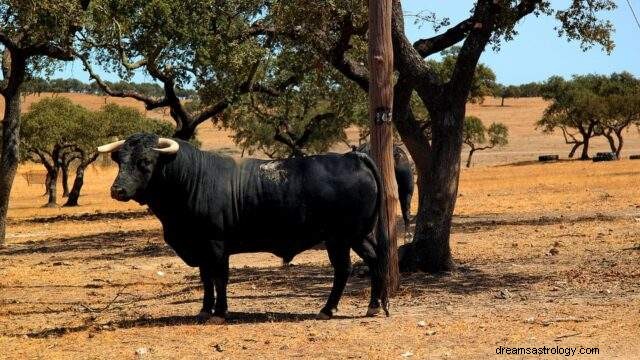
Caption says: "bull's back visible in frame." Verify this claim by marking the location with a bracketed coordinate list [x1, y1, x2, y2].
[228, 153, 379, 254]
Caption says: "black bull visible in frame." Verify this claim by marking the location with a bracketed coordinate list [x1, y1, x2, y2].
[101, 133, 390, 323]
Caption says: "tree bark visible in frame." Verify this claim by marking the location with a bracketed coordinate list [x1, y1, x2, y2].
[400, 107, 462, 273]
[64, 165, 85, 207]
[45, 167, 59, 208]
[568, 142, 582, 158]
[580, 136, 590, 160]
[369, 0, 400, 294]
[64, 153, 98, 207]
[43, 172, 51, 196]
[0, 89, 22, 246]
[466, 148, 476, 168]
[61, 162, 70, 197]
[615, 129, 624, 157]
[602, 131, 616, 154]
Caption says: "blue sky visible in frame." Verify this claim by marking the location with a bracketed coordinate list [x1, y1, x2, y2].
[54, 0, 640, 85]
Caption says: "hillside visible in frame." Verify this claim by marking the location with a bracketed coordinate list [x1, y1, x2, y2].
[3, 93, 640, 166]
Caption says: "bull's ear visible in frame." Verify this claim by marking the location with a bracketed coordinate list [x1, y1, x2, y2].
[153, 138, 179, 154]
[97, 140, 125, 153]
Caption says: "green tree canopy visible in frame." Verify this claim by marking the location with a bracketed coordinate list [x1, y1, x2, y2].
[78, 0, 288, 140]
[538, 72, 640, 159]
[226, 67, 367, 158]
[21, 97, 174, 206]
[463, 116, 508, 167]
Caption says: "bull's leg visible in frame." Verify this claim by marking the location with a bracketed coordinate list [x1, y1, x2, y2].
[211, 255, 229, 324]
[317, 243, 351, 320]
[401, 194, 412, 227]
[352, 235, 382, 317]
[197, 265, 215, 324]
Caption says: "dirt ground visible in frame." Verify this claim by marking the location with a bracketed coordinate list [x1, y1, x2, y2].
[1, 95, 639, 359]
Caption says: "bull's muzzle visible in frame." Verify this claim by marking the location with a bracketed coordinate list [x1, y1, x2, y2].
[110, 185, 129, 201]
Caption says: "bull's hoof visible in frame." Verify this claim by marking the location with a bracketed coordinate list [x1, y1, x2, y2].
[365, 306, 381, 317]
[209, 316, 226, 325]
[316, 307, 337, 320]
[197, 311, 226, 325]
[196, 311, 212, 324]
[316, 311, 332, 320]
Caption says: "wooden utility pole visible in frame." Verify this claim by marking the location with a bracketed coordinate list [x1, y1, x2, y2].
[369, 0, 400, 293]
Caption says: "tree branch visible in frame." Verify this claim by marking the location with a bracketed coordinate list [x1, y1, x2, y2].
[328, 14, 369, 91]
[76, 52, 170, 110]
[0, 32, 17, 52]
[448, 0, 498, 103]
[194, 72, 304, 128]
[413, 18, 475, 58]
[274, 125, 305, 158]
[23, 43, 74, 60]
[295, 112, 335, 147]
[392, 1, 441, 93]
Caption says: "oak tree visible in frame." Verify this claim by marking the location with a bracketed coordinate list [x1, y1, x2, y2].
[463, 116, 508, 168]
[260, 0, 616, 272]
[0, 0, 91, 244]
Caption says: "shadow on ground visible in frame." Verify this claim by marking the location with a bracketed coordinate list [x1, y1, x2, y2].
[7, 262, 546, 338]
[0, 229, 169, 259]
[1, 219, 550, 339]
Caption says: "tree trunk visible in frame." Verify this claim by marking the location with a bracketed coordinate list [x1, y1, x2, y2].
[579, 136, 590, 160]
[0, 91, 22, 246]
[615, 130, 624, 158]
[400, 107, 462, 273]
[64, 165, 85, 207]
[466, 148, 475, 168]
[61, 163, 70, 197]
[501, 96, 505, 107]
[369, 0, 399, 294]
[64, 154, 98, 207]
[568, 142, 582, 158]
[604, 132, 616, 154]
[45, 167, 59, 208]
[43, 172, 51, 196]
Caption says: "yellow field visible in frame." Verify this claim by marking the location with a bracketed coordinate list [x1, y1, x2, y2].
[1, 94, 639, 359]
[4, 93, 640, 162]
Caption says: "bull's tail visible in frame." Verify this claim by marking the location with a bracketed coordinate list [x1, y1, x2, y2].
[374, 199, 390, 316]
[357, 152, 390, 316]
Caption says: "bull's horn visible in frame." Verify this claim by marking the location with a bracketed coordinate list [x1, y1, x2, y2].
[153, 138, 179, 154]
[97, 140, 125, 153]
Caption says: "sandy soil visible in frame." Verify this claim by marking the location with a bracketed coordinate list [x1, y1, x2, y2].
[1, 94, 639, 359]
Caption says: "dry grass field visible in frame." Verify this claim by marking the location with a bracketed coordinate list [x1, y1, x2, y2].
[1, 94, 639, 359]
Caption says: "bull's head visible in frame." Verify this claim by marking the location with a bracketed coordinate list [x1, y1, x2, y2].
[97, 133, 179, 203]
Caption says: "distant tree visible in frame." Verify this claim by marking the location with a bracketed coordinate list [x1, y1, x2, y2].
[595, 73, 640, 157]
[517, 82, 543, 97]
[63, 103, 174, 207]
[538, 73, 640, 159]
[463, 116, 508, 167]
[21, 98, 91, 207]
[21, 98, 173, 207]
[494, 84, 520, 106]
[23, 77, 51, 97]
[537, 76, 604, 159]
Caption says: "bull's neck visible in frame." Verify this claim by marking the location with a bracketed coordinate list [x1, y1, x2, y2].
[145, 144, 211, 215]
